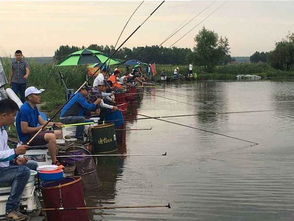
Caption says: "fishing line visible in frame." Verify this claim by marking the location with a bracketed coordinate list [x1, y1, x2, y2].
[170, 2, 226, 47]
[27, 1, 166, 145]
[159, 1, 216, 46]
[138, 113, 259, 146]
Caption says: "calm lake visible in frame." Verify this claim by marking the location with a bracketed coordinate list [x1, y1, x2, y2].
[86, 81, 294, 221]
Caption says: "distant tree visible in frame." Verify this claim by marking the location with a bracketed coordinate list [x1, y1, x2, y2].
[269, 33, 294, 71]
[250, 51, 269, 63]
[53, 45, 81, 63]
[192, 27, 231, 72]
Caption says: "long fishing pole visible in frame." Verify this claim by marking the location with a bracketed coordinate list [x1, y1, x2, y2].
[135, 110, 274, 120]
[116, 127, 152, 131]
[170, 2, 225, 47]
[26, 1, 165, 145]
[57, 152, 167, 158]
[138, 113, 258, 146]
[114, 1, 144, 49]
[42, 203, 171, 211]
[145, 91, 200, 106]
[159, 1, 216, 46]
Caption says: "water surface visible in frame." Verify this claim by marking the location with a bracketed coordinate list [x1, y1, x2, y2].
[86, 81, 294, 221]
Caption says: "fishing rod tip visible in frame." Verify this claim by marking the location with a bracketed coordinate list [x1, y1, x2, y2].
[162, 152, 167, 156]
[167, 203, 171, 208]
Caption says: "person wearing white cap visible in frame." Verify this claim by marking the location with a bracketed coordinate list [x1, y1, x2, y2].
[16, 86, 63, 165]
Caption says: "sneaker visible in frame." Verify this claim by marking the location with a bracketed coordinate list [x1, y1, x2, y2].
[6, 210, 28, 221]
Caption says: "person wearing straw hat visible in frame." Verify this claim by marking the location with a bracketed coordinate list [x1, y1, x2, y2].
[15, 86, 63, 165]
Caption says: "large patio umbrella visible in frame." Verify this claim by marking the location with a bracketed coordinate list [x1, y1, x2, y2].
[57, 49, 122, 66]
[124, 59, 148, 66]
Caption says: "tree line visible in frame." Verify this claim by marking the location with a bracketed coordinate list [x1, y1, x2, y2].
[250, 33, 294, 71]
[53, 27, 232, 72]
[53, 28, 294, 73]
[54, 45, 193, 65]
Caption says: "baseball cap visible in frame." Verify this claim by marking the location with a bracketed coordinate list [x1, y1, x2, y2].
[25, 86, 45, 97]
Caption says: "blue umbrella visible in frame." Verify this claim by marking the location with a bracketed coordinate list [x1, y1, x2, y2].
[124, 59, 142, 66]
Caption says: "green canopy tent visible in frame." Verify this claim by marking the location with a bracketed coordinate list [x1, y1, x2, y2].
[57, 49, 122, 66]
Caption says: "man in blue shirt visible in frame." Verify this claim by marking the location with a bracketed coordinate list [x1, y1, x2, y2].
[60, 86, 101, 141]
[16, 86, 62, 165]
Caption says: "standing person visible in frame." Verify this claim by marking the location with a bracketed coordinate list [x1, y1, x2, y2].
[11, 50, 30, 102]
[173, 67, 179, 79]
[0, 99, 36, 221]
[189, 64, 193, 75]
[16, 86, 63, 165]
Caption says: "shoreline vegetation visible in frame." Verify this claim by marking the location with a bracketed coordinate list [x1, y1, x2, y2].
[2, 57, 294, 114]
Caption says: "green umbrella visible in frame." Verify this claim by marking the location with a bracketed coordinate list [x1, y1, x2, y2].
[57, 49, 122, 66]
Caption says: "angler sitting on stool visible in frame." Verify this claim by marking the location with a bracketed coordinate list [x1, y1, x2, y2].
[60, 85, 101, 142]
[0, 99, 38, 221]
[16, 86, 63, 165]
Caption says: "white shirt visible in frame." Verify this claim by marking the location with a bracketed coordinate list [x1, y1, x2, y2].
[0, 128, 16, 167]
[174, 69, 178, 75]
[119, 76, 126, 84]
[189, 64, 193, 71]
[93, 73, 104, 87]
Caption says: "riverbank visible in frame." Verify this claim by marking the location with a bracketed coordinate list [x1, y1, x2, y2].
[2, 58, 294, 113]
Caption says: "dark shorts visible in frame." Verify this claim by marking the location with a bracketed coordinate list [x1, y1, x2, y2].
[27, 131, 54, 146]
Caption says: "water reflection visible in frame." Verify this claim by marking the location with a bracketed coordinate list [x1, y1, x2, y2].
[85, 156, 125, 220]
[86, 81, 294, 220]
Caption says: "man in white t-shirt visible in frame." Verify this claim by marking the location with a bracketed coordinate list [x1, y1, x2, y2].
[189, 64, 193, 74]
[0, 99, 37, 220]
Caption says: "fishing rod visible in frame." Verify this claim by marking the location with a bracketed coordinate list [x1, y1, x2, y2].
[170, 2, 226, 47]
[138, 113, 258, 146]
[159, 1, 216, 46]
[135, 110, 275, 120]
[116, 127, 152, 131]
[42, 203, 171, 211]
[57, 152, 167, 158]
[62, 121, 152, 131]
[114, 1, 144, 49]
[107, 1, 144, 67]
[144, 91, 200, 106]
[26, 1, 166, 145]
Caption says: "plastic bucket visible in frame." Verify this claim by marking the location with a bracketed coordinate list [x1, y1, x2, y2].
[38, 170, 64, 181]
[105, 110, 124, 127]
[91, 123, 117, 153]
[115, 92, 127, 104]
[41, 177, 89, 221]
[125, 87, 137, 101]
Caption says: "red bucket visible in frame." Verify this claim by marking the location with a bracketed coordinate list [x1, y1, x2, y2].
[115, 92, 127, 104]
[41, 177, 89, 221]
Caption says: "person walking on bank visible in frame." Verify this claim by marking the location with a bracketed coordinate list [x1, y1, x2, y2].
[11, 50, 30, 103]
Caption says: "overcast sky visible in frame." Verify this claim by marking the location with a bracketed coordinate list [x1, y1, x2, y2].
[0, 1, 293, 57]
